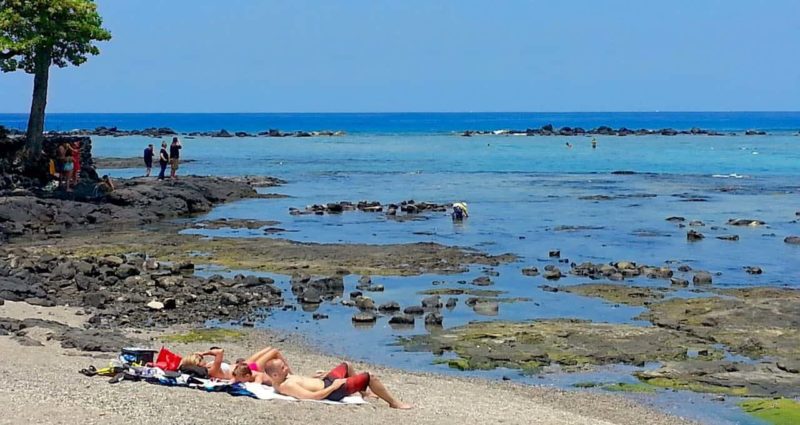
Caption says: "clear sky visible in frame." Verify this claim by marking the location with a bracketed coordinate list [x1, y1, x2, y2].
[1, 0, 798, 112]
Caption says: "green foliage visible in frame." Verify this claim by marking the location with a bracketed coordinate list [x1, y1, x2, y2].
[0, 0, 111, 73]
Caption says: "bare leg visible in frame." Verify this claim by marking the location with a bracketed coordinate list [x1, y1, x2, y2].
[244, 346, 275, 365]
[367, 375, 411, 409]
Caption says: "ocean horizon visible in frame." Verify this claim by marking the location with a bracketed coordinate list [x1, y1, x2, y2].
[1, 111, 799, 134]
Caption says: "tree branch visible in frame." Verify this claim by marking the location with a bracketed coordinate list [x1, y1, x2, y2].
[0, 50, 21, 60]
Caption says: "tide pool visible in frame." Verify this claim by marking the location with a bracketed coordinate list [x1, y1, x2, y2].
[93, 132, 798, 425]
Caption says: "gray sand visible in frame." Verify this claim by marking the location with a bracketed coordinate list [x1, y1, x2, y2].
[0, 301, 694, 425]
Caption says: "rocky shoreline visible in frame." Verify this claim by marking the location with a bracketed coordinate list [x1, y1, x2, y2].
[0, 175, 276, 241]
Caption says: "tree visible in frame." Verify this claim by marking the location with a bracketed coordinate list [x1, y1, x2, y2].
[0, 0, 110, 162]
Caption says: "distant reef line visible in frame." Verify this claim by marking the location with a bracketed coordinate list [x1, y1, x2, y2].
[2, 124, 797, 139]
[461, 124, 791, 137]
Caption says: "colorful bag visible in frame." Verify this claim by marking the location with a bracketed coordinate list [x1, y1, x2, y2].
[120, 347, 158, 366]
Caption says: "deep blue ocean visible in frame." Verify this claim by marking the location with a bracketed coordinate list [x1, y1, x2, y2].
[1, 111, 799, 134]
[3, 112, 799, 424]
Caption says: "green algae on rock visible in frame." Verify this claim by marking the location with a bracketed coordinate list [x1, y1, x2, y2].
[563, 283, 672, 306]
[635, 359, 800, 398]
[399, 319, 714, 372]
[739, 398, 800, 425]
[639, 287, 800, 360]
[29, 228, 516, 277]
[602, 382, 658, 393]
[161, 328, 246, 344]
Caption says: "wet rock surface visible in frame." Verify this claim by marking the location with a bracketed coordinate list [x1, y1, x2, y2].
[30, 229, 517, 277]
[563, 283, 671, 306]
[639, 287, 800, 361]
[400, 319, 716, 372]
[290, 199, 449, 219]
[401, 284, 800, 398]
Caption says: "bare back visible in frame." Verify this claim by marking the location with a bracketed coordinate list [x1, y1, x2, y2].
[276, 374, 325, 397]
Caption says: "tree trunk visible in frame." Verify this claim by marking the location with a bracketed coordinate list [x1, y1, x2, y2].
[25, 49, 51, 162]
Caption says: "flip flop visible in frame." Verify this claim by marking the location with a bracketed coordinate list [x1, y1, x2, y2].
[79, 366, 97, 377]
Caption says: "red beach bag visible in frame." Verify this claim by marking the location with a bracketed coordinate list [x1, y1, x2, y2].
[154, 347, 182, 371]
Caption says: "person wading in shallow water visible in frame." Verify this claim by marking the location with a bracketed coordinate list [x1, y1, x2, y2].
[157, 142, 169, 180]
[169, 137, 182, 180]
[143, 144, 154, 177]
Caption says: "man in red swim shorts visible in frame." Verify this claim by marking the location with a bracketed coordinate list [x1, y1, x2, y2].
[263, 359, 412, 409]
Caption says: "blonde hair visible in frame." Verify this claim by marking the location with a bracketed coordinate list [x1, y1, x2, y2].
[180, 353, 203, 368]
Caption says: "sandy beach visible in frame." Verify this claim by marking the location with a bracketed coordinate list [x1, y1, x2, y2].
[0, 300, 694, 425]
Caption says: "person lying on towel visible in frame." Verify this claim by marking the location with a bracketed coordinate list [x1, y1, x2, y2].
[262, 359, 412, 409]
[181, 346, 291, 384]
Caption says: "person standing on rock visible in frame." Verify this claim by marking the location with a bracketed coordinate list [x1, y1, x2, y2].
[157, 141, 169, 180]
[70, 140, 81, 185]
[143, 144, 154, 177]
[169, 137, 182, 180]
[61, 143, 75, 192]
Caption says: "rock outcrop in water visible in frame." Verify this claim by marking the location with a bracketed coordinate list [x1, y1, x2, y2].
[459, 124, 768, 137]
[290, 199, 449, 217]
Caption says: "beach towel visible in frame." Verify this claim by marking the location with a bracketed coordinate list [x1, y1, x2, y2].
[242, 382, 366, 405]
[145, 370, 365, 405]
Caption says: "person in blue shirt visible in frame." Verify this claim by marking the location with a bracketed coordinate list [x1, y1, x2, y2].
[143, 144, 154, 177]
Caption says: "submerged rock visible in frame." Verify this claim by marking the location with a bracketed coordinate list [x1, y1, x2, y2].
[425, 312, 443, 326]
[785, 236, 800, 245]
[389, 314, 415, 325]
[351, 312, 377, 323]
[686, 230, 704, 241]
[693, 271, 713, 285]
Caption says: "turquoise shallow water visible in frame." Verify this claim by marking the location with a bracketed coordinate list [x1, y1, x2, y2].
[91, 132, 799, 425]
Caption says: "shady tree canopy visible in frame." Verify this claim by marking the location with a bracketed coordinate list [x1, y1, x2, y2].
[0, 0, 111, 162]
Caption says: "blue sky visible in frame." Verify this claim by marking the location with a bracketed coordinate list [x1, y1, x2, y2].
[1, 0, 798, 112]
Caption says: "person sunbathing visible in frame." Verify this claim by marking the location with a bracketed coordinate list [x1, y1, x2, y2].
[263, 359, 412, 409]
[180, 346, 290, 382]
